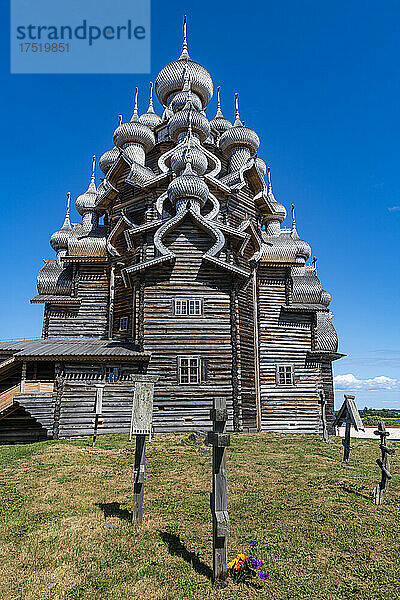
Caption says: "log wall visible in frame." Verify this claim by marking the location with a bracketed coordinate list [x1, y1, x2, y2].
[258, 267, 322, 434]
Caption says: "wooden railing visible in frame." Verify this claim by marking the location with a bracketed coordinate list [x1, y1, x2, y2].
[24, 381, 54, 393]
[0, 381, 54, 413]
[0, 383, 21, 413]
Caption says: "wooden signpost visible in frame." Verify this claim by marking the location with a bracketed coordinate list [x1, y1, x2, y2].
[207, 397, 230, 585]
[334, 394, 364, 461]
[129, 375, 157, 525]
[371, 422, 395, 505]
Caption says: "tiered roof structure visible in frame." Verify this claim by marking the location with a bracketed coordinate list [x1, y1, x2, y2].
[0, 18, 342, 441]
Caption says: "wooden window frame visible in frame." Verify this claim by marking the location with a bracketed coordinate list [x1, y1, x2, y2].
[119, 316, 129, 331]
[178, 356, 201, 385]
[276, 364, 295, 387]
[174, 297, 203, 317]
[105, 366, 120, 383]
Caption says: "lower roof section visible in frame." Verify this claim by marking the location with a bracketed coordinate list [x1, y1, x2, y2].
[0, 338, 150, 362]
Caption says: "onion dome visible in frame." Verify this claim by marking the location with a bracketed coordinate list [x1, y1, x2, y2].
[76, 156, 99, 215]
[171, 144, 207, 176]
[113, 88, 155, 152]
[321, 289, 332, 307]
[99, 146, 119, 175]
[168, 160, 209, 207]
[291, 204, 312, 261]
[169, 68, 203, 113]
[210, 87, 232, 135]
[219, 93, 260, 155]
[155, 16, 213, 108]
[169, 99, 211, 142]
[50, 193, 74, 252]
[255, 157, 267, 178]
[139, 82, 162, 131]
[37, 260, 72, 296]
[170, 128, 208, 175]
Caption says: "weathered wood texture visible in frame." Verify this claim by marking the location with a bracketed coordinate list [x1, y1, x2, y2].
[14, 392, 56, 436]
[44, 265, 109, 339]
[58, 379, 141, 438]
[0, 403, 50, 444]
[237, 277, 257, 431]
[132, 434, 146, 524]
[141, 217, 235, 432]
[209, 397, 230, 583]
[371, 423, 395, 505]
[258, 267, 325, 434]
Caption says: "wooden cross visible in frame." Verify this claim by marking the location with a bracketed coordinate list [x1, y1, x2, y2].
[333, 394, 364, 461]
[371, 422, 395, 505]
[207, 397, 230, 585]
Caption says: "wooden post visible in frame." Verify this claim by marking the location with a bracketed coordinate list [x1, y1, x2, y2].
[318, 390, 329, 443]
[92, 385, 104, 447]
[343, 418, 351, 461]
[252, 269, 262, 432]
[371, 422, 395, 505]
[208, 397, 230, 586]
[20, 361, 27, 393]
[107, 265, 115, 339]
[132, 434, 146, 524]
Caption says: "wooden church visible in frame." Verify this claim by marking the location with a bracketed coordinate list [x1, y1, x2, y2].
[0, 22, 343, 443]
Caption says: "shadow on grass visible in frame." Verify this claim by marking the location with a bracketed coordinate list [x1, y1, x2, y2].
[159, 530, 213, 581]
[341, 485, 370, 500]
[96, 502, 132, 522]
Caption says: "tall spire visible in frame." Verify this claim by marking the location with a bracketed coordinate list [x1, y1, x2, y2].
[131, 87, 139, 121]
[267, 167, 272, 193]
[179, 15, 190, 60]
[60, 191, 72, 229]
[312, 256, 318, 271]
[91, 155, 96, 184]
[148, 81, 154, 112]
[291, 203, 299, 238]
[214, 86, 224, 117]
[118, 114, 123, 125]
[234, 92, 242, 126]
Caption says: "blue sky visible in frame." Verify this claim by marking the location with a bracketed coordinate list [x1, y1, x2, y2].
[1, 1, 399, 409]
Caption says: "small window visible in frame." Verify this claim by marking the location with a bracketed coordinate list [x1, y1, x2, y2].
[105, 367, 120, 383]
[276, 365, 294, 386]
[178, 356, 200, 385]
[175, 298, 202, 316]
[119, 316, 128, 331]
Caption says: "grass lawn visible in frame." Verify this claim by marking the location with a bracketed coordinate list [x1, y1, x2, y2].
[0, 432, 399, 600]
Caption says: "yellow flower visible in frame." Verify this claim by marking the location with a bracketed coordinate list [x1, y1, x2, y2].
[227, 559, 236, 569]
[237, 553, 246, 561]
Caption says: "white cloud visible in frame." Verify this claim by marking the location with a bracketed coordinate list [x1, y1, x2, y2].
[388, 206, 400, 212]
[334, 373, 400, 391]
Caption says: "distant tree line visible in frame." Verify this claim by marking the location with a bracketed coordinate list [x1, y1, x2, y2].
[360, 407, 400, 418]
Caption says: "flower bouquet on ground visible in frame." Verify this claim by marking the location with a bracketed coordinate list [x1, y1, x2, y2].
[227, 542, 269, 583]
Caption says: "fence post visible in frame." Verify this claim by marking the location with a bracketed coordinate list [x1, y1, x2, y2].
[208, 397, 230, 585]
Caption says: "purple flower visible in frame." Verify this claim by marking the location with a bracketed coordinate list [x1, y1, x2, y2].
[249, 541, 258, 548]
[246, 556, 259, 568]
[258, 572, 269, 580]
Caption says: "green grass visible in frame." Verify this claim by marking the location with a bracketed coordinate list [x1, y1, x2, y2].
[0, 432, 399, 600]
